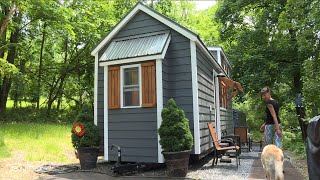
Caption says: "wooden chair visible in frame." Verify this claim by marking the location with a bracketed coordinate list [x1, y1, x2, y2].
[234, 126, 252, 152]
[207, 122, 240, 168]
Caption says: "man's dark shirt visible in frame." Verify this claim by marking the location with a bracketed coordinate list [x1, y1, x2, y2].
[265, 99, 281, 125]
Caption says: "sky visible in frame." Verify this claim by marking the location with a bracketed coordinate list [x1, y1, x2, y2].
[148, 0, 217, 11]
[194, 0, 217, 10]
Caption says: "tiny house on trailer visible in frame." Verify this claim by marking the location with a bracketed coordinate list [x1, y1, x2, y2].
[91, 2, 242, 163]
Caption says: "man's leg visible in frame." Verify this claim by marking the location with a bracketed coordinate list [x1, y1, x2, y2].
[265, 124, 273, 145]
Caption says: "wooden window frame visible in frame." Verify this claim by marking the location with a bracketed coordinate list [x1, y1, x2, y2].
[120, 64, 142, 108]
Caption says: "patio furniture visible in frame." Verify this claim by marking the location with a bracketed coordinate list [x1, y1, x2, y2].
[234, 126, 252, 152]
[207, 122, 240, 168]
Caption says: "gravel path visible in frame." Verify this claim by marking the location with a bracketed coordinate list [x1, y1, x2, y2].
[187, 151, 257, 180]
[2, 143, 307, 180]
[83, 147, 260, 180]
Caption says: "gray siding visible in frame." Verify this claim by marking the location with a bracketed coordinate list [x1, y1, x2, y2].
[196, 47, 216, 153]
[162, 30, 194, 152]
[97, 66, 104, 148]
[220, 107, 233, 135]
[108, 108, 158, 163]
[96, 10, 194, 162]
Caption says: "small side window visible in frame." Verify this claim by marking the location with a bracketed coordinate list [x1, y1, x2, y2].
[121, 64, 141, 108]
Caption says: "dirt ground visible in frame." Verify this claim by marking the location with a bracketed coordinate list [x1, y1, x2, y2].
[0, 150, 78, 180]
[0, 149, 309, 180]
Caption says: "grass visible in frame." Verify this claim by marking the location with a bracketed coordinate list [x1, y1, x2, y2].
[0, 122, 76, 163]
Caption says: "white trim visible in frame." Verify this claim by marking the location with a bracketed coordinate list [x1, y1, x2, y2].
[213, 71, 222, 140]
[217, 49, 221, 65]
[94, 54, 98, 125]
[111, 30, 170, 42]
[99, 54, 162, 66]
[91, 3, 197, 56]
[120, 64, 142, 108]
[161, 35, 171, 59]
[156, 59, 164, 163]
[190, 41, 200, 154]
[207, 46, 231, 70]
[103, 66, 109, 160]
[220, 107, 227, 111]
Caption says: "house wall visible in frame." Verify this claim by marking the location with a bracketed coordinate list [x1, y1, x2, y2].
[220, 108, 233, 135]
[219, 52, 234, 135]
[162, 30, 194, 150]
[196, 46, 218, 153]
[96, 10, 194, 162]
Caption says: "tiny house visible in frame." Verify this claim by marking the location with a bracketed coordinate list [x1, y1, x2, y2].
[91, 2, 242, 163]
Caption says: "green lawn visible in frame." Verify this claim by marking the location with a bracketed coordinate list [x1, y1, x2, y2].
[0, 122, 76, 163]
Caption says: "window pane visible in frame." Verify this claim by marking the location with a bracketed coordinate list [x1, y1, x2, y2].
[124, 67, 139, 85]
[123, 90, 140, 107]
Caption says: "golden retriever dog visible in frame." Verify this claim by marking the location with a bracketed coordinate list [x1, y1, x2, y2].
[261, 144, 284, 180]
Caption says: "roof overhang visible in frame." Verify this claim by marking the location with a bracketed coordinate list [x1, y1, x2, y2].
[99, 32, 171, 66]
[91, 2, 224, 73]
[207, 46, 232, 68]
[100, 31, 170, 63]
[91, 2, 197, 56]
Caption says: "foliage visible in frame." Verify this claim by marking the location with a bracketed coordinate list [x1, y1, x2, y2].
[158, 99, 193, 152]
[0, 58, 18, 77]
[215, 0, 320, 119]
[0, 106, 77, 124]
[0, 122, 76, 162]
[282, 131, 307, 160]
[71, 107, 99, 149]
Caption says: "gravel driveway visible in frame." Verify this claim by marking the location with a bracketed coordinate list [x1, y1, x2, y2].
[37, 144, 307, 180]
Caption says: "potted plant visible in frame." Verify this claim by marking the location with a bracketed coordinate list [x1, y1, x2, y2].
[158, 99, 193, 177]
[71, 107, 100, 170]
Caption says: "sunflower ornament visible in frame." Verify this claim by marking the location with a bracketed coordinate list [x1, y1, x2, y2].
[73, 123, 85, 137]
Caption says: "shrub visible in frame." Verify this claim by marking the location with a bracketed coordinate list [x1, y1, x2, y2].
[158, 99, 193, 152]
[71, 107, 100, 149]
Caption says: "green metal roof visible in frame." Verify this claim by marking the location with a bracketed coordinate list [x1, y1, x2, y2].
[100, 31, 170, 61]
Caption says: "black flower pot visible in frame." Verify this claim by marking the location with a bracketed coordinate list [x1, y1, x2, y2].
[77, 147, 99, 170]
[162, 150, 191, 177]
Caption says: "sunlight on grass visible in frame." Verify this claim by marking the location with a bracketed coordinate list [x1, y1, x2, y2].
[0, 135, 11, 159]
[0, 123, 76, 163]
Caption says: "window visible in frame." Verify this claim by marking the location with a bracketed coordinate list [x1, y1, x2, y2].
[108, 61, 156, 109]
[121, 64, 141, 108]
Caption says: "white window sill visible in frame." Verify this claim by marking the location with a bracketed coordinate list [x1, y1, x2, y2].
[121, 106, 142, 109]
[220, 107, 227, 111]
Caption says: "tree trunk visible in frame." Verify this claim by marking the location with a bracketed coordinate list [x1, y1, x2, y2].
[289, 28, 303, 94]
[56, 38, 68, 110]
[0, 14, 20, 112]
[37, 22, 46, 109]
